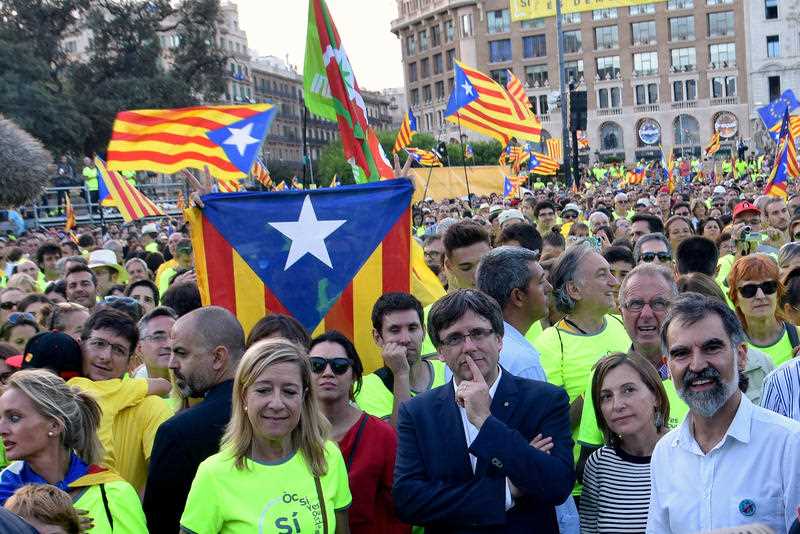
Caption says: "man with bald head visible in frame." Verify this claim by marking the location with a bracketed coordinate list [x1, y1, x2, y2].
[143, 306, 245, 534]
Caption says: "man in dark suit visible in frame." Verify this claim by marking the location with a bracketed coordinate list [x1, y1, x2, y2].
[142, 306, 245, 534]
[393, 289, 574, 533]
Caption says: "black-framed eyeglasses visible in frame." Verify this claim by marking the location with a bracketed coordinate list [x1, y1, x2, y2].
[738, 281, 778, 298]
[441, 328, 494, 348]
[5, 312, 35, 325]
[561, 212, 578, 220]
[624, 298, 670, 312]
[309, 357, 352, 375]
[640, 251, 672, 263]
[86, 337, 129, 359]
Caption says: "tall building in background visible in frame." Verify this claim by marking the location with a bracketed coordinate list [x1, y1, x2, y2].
[383, 87, 409, 129]
[745, 0, 800, 153]
[391, 0, 752, 162]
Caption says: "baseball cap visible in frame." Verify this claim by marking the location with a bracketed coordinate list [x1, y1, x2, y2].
[562, 203, 581, 216]
[498, 209, 525, 226]
[614, 193, 628, 203]
[636, 198, 651, 208]
[713, 185, 726, 195]
[489, 204, 505, 215]
[732, 201, 760, 220]
[21, 332, 83, 380]
[4, 355, 22, 369]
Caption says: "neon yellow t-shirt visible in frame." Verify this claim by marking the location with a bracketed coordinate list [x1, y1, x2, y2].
[748, 323, 797, 367]
[524, 320, 544, 345]
[74, 479, 147, 533]
[533, 316, 632, 402]
[145, 242, 159, 253]
[181, 442, 352, 534]
[355, 358, 446, 420]
[577, 367, 689, 447]
[420, 302, 436, 357]
[83, 166, 98, 191]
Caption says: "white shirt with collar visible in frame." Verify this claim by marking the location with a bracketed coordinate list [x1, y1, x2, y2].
[647, 393, 800, 534]
[454, 366, 513, 511]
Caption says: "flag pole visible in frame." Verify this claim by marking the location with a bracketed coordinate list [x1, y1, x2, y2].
[421, 125, 447, 201]
[455, 115, 472, 200]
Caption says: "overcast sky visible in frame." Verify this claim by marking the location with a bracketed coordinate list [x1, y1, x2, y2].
[235, 0, 404, 91]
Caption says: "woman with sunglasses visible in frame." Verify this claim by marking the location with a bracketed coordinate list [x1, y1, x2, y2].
[309, 331, 408, 534]
[728, 254, 800, 366]
[0, 313, 40, 353]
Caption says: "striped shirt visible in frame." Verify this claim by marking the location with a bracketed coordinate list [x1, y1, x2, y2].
[580, 446, 652, 534]
[761, 358, 800, 422]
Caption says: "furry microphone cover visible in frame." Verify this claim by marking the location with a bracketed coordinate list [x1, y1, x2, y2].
[0, 115, 53, 208]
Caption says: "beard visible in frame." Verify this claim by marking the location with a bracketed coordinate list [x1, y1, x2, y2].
[677, 365, 739, 418]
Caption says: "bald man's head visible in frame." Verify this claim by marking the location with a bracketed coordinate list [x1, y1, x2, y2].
[175, 306, 246, 363]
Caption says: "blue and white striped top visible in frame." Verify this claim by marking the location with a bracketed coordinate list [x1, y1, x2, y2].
[761, 358, 800, 422]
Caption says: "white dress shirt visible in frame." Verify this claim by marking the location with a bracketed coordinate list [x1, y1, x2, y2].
[454, 367, 513, 510]
[647, 394, 800, 534]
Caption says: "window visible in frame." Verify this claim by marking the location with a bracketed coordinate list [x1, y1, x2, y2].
[489, 39, 512, 62]
[420, 57, 430, 78]
[686, 79, 697, 100]
[668, 0, 693, 8]
[707, 0, 733, 4]
[601, 122, 623, 150]
[435, 80, 445, 100]
[410, 88, 419, 105]
[635, 84, 647, 105]
[710, 43, 736, 66]
[593, 8, 618, 20]
[419, 30, 428, 51]
[611, 87, 622, 108]
[444, 20, 455, 42]
[561, 12, 582, 25]
[491, 69, 510, 85]
[564, 60, 584, 83]
[461, 14, 473, 37]
[599, 88, 609, 108]
[446, 49, 455, 70]
[673, 115, 699, 145]
[597, 56, 621, 79]
[673, 80, 684, 101]
[525, 64, 548, 86]
[648, 83, 658, 103]
[408, 62, 417, 83]
[487, 9, 510, 34]
[422, 85, 432, 103]
[631, 21, 657, 45]
[708, 12, 734, 37]
[669, 16, 695, 41]
[595, 26, 619, 49]
[769, 75, 781, 101]
[406, 35, 416, 55]
[563, 30, 582, 53]
[671, 47, 696, 70]
[726, 76, 737, 96]
[767, 35, 780, 58]
[523, 35, 547, 58]
[634, 84, 658, 106]
[538, 95, 549, 115]
[433, 53, 443, 74]
[521, 18, 546, 30]
[712, 76, 737, 98]
[634, 52, 658, 76]
[766, 0, 778, 19]
[447, 77, 454, 94]
[630, 3, 656, 15]
[431, 25, 441, 47]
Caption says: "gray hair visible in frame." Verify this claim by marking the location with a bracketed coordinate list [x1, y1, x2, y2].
[618, 263, 678, 307]
[428, 289, 504, 348]
[779, 242, 800, 270]
[633, 232, 670, 263]
[476, 246, 540, 310]
[660, 292, 746, 357]
[55, 255, 87, 275]
[549, 242, 596, 314]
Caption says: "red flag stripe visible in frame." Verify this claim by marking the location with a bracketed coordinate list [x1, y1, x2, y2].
[110, 131, 218, 148]
[103, 171, 139, 218]
[382, 210, 411, 294]
[264, 286, 290, 316]
[463, 104, 541, 135]
[104, 168, 153, 216]
[107, 150, 241, 172]
[120, 105, 264, 118]
[117, 107, 262, 128]
[202, 220, 237, 313]
[456, 113, 511, 143]
[325, 285, 354, 340]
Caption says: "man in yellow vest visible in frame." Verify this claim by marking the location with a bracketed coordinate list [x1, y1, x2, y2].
[82, 156, 99, 214]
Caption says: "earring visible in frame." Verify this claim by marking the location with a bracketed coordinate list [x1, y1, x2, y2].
[244, 405, 248, 412]
[654, 409, 664, 430]
[47, 431, 54, 437]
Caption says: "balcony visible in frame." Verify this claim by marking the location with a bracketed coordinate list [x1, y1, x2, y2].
[671, 100, 698, 110]
[634, 104, 661, 113]
[710, 96, 738, 106]
[597, 108, 623, 117]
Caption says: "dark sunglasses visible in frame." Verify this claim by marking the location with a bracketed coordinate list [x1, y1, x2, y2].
[738, 281, 778, 298]
[640, 251, 672, 263]
[6, 312, 35, 325]
[0, 301, 18, 310]
[104, 296, 138, 306]
[309, 357, 352, 375]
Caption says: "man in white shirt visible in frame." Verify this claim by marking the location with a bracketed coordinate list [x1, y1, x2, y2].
[648, 293, 800, 534]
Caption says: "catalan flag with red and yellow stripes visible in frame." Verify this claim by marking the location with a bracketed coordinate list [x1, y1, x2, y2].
[705, 132, 721, 157]
[252, 157, 273, 189]
[546, 138, 563, 162]
[106, 104, 276, 181]
[505, 69, 533, 119]
[64, 194, 76, 232]
[215, 178, 241, 193]
[446, 61, 541, 144]
[95, 157, 164, 222]
[187, 179, 413, 371]
[529, 151, 560, 175]
[392, 108, 417, 154]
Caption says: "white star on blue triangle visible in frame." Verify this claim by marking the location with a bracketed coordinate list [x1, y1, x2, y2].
[445, 63, 479, 117]
[206, 107, 276, 174]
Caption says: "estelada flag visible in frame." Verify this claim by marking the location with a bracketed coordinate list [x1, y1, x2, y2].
[187, 179, 413, 371]
[95, 157, 165, 222]
[64, 194, 76, 232]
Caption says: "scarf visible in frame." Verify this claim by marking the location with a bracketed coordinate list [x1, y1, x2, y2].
[0, 452, 89, 505]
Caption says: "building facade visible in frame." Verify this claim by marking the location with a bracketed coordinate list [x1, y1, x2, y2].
[391, 0, 750, 162]
[382, 87, 409, 129]
[745, 0, 800, 153]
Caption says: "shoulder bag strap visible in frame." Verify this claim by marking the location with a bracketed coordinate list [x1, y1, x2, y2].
[314, 475, 329, 534]
[786, 322, 800, 350]
[346, 415, 369, 470]
[99, 483, 114, 530]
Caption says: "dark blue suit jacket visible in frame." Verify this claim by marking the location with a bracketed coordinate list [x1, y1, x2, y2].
[393, 369, 574, 533]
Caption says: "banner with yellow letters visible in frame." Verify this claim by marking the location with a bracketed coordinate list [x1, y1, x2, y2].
[510, 0, 665, 21]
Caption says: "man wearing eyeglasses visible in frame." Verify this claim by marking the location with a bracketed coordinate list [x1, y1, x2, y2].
[144, 306, 245, 534]
[393, 289, 574, 533]
[633, 233, 674, 269]
[134, 306, 177, 382]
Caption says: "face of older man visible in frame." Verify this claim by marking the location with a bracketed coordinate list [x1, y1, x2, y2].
[621, 273, 672, 358]
[665, 314, 746, 418]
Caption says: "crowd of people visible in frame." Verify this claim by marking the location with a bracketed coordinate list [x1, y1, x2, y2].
[0, 155, 799, 533]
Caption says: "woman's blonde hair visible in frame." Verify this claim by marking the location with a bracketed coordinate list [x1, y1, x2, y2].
[7, 273, 37, 294]
[5, 484, 81, 534]
[5, 370, 103, 465]
[727, 253, 783, 327]
[222, 339, 330, 475]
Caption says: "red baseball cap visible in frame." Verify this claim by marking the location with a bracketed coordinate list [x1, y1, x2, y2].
[4, 355, 22, 369]
[733, 201, 759, 220]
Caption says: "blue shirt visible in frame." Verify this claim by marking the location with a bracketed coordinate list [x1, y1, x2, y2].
[499, 321, 547, 382]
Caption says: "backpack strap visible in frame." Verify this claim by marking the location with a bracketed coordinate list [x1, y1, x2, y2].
[374, 366, 394, 393]
[99, 483, 114, 530]
[787, 322, 800, 351]
[314, 475, 328, 534]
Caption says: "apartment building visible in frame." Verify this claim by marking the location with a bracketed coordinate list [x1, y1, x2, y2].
[391, 0, 750, 162]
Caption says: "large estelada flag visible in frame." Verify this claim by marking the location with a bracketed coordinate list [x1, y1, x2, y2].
[106, 104, 275, 181]
[187, 179, 413, 371]
[95, 157, 164, 222]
